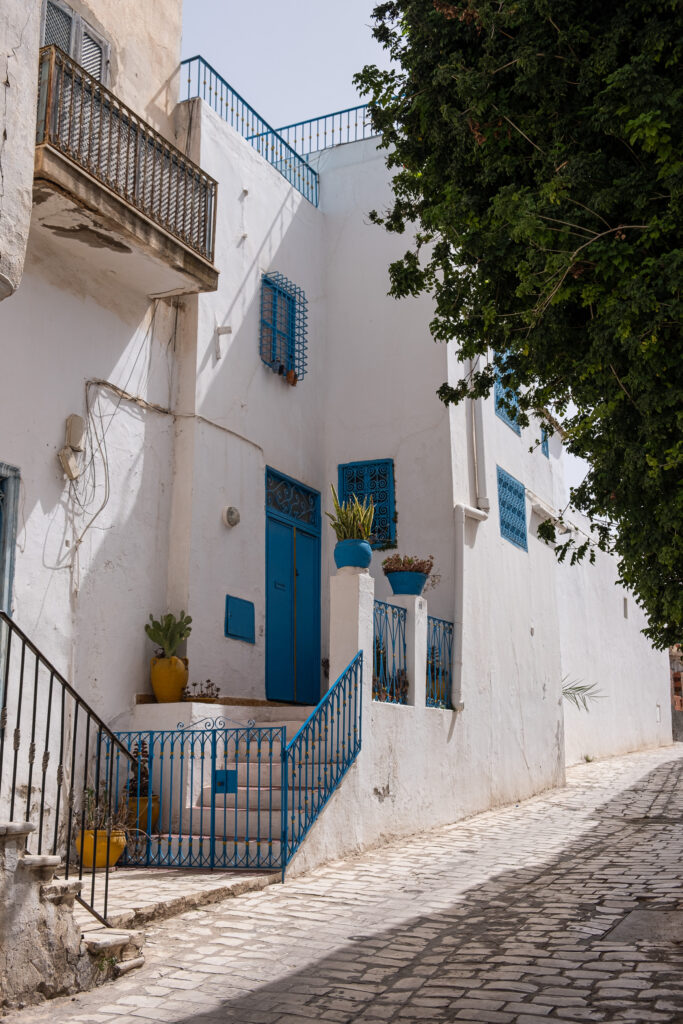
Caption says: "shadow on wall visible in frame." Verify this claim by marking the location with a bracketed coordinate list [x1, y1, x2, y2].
[165, 756, 683, 1023]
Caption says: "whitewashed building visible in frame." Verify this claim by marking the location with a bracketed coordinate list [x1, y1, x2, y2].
[0, 0, 673, 973]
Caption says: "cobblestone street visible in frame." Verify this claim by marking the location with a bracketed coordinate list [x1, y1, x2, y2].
[6, 745, 683, 1024]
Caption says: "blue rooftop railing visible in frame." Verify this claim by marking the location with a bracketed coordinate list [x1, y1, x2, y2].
[277, 104, 376, 157]
[181, 56, 319, 206]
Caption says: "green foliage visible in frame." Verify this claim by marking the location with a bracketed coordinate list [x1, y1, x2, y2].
[355, 0, 683, 648]
[144, 611, 192, 659]
[326, 484, 375, 541]
[561, 678, 606, 712]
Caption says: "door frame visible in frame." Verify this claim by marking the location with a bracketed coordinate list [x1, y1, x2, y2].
[265, 467, 321, 704]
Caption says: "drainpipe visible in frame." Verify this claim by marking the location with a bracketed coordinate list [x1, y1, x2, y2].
[452, 503, 488, 710]
[469, 359, 490, 513]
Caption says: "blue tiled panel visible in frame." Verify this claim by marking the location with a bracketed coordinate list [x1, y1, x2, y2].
[224, 595, 256, 643]
[497, 466, 528, 551]
[338, 459, 396, 548]
[494, 373, 521, 435]
[260, 273, 308, 381]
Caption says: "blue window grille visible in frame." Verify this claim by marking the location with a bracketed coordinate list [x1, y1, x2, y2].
[260, 273, 308, 383]
[338, 459, 395, 548]
[497, 466, 528, 551]
[0, 464, 20, 613]
[426, 616, 453, 709]
[373, 600, 408, 704]
[494, 372, 521, 435]
[541, 427, 550, 458]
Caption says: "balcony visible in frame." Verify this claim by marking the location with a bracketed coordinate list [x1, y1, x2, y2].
[34, 46, 218, 296]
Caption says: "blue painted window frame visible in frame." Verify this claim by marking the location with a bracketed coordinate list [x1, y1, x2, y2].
[224, 595, 256, 644]
[0, 463, 20, 613]
[338, 459, 396, 549]
[496, 466, 528, 551]
[494, 372, 521, 435]
[260, 272, 308, 382]
[541, 427, 550, 458]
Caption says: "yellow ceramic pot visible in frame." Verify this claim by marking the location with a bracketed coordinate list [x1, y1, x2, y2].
[150, 656, 189, 702]
[77, 829, 127, 869]
[127, 794, 160, 831]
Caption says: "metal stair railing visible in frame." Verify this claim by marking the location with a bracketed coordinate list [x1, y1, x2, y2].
[0, 610, 137, 925]
[282, 651, 362, 870]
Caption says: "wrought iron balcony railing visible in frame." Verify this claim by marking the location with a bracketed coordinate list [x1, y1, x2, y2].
[182, 55, 319, 207]
[277, 105, 376, 158]
[36, 46, 217, 263]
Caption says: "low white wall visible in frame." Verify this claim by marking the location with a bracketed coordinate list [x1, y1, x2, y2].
[558, 532, 671, 765]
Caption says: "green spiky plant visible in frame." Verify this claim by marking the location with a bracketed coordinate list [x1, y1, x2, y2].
[326, 484, 374, 541]
[144, 611, 192, 659]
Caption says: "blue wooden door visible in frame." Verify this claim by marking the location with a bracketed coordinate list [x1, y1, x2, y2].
[265, 470, 320, 705]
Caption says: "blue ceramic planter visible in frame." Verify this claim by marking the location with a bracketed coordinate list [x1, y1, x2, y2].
[386, 570, 428, 596]
[334, 539, 372, 569]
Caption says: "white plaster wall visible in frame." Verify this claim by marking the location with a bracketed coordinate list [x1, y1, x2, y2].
[558, 519, 671, 765]
[170, 101, 327, 697]
[0, 239, 177, 723]
[0, 2, 42, 299]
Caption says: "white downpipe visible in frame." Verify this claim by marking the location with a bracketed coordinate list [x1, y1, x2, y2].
[453, 502, 488, 710]
[469, 359, 490, 512]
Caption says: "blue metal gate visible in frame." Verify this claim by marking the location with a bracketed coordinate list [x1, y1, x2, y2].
[116, 719, 285, 870]
[113, 652, 363, 876]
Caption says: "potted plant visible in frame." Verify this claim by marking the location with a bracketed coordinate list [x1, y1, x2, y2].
[77, 785, 128, 870]
[126, 740, 159, 831]
[181, 679, 222, 703]
[326, 484, 374, 569]
[382, 553, 435, 596]
[145, 611, 192, 702]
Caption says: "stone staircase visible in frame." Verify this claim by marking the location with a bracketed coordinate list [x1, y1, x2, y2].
[0, 820, 144, 1010]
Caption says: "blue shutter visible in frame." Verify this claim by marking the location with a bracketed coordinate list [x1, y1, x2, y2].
[497, 466, 527, 551]
[494, 372, 521, 435]
[224, 596, 255, 643]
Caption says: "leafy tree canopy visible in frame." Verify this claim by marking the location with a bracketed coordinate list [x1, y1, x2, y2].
[355, 0, 682, 648]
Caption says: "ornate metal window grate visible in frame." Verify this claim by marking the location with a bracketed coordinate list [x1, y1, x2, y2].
[266, 468, 320, 532]
[494, 372, 521, 435]
[338, 459, 395, 548]
[497, 466, 528, 551]
[260, 273, 308, 383]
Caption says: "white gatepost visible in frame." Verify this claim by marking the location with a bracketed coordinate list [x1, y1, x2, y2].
[329, 567, 375, 713]
[386, 594, 428, 708]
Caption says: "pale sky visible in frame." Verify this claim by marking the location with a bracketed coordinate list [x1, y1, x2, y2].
[181, 1, 390, 128]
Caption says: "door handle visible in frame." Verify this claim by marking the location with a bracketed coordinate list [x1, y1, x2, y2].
[274, 581, 286, 590]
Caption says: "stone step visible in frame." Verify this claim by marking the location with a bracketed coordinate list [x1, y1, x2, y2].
[19, 853, 61, 881]
[195, 783, 321, 811]
[41, 877, 83, 906]
[143, 833, 283, 868]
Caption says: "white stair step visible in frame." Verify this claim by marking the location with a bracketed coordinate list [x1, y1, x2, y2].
[195, 784, 321, 811]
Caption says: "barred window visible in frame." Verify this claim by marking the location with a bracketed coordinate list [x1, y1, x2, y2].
[338, 459, 396, 548]
[260, 273, 308, 384]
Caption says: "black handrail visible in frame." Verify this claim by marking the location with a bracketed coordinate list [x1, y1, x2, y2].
[0, 610, 137, 925]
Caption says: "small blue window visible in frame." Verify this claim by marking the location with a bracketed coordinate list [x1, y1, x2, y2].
[494, 372, 521, 435]
[497, 466, 527, 551]
[224, 595, 255, 644]
[541, 427, 549, 458]
[338, 459, 396, 548]
[260, 272, 308, 383]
